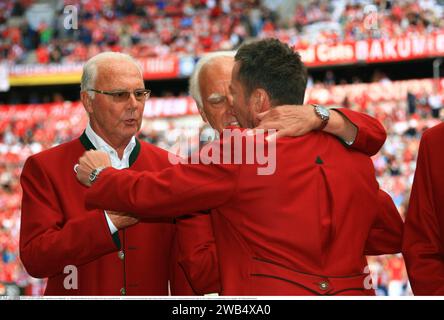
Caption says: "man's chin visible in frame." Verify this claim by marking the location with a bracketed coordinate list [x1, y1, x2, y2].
[121, 124, 139, 137]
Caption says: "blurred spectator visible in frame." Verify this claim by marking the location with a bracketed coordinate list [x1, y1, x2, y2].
[428, 93, 442, 118]
[324, 70, 336, 85]
[387, 254, 408, 296]
[407, 92, 417, 115]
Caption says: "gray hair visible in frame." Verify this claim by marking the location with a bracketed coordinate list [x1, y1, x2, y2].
[189, 51, 236, 111]
[80, 52, 143, 98]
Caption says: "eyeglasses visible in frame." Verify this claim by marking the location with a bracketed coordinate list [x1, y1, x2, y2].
[87, 88, 151, 102]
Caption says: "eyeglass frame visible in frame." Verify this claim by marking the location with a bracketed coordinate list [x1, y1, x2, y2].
[86, 88, 151, 102]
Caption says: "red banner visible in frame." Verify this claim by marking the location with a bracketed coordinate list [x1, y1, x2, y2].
[144, 97, 198, 118]
[0, 98, 199, 120]
[8, 56, 180, 86]
[139, 57, 179, 80]
[6, 31, 444, 87]
[0, 101, 84, 120]
[1, 78, 442, 119]
[298, 32, 444, 67]
[305, 78, 444, 105]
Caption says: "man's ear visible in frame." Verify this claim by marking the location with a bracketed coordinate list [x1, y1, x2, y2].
[252, 88, 271, 113]
[81, 91, 93, 114]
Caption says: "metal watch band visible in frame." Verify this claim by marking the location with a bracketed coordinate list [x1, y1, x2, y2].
[89, 166, 106, 184]
[312, 104, 329, 131]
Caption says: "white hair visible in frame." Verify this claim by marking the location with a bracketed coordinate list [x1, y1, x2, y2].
[80, 52, 143, 98]
[189, 51, 236, 111]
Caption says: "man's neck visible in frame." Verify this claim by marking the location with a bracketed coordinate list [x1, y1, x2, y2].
[87, 123, 131, 159]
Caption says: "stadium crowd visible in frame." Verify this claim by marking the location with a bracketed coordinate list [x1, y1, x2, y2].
[1, 0, 444, 64]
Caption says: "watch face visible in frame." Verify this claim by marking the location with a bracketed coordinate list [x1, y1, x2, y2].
[319, 107, 329, 118]
[315, 105, 329, 120]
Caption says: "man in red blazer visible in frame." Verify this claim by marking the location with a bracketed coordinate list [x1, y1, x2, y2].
[176, 51, 402, 295]
[19, 52, 193, 295]
[77, 39, 403, 295]
[403, 122, 444, 295]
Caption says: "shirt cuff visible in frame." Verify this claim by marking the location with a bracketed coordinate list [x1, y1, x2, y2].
[328, 107, 355, 146]
[104, 210, 118, 234]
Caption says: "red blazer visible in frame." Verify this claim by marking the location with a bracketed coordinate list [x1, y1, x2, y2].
[85, 128, 402, 295]
[334, 108, 386, 157]
[20, 133, 193, 295]
[176, 108, 400, 295]
[403, 122, 444, 295]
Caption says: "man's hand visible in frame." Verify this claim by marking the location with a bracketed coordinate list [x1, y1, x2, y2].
[76, 150, 112, 187]
[108, 211, 139, 230]
[255, 104, 357, 143]
[255, 105, 321, 140]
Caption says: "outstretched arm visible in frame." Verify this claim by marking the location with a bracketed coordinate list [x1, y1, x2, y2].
[255, 104, 386, 156]
[77, 150, 240, 218]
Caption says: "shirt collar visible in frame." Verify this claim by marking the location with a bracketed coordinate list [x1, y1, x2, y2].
[85, 122, 136, 167]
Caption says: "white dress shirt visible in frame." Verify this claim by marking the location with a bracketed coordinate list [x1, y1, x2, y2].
[85, 123, 136, 234]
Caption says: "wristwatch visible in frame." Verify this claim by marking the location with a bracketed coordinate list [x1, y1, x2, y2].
[89, 166, 106, 185]
[312, 104, 330, 130]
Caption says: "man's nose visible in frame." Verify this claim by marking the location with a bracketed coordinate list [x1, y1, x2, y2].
[127, 92, 139, 109]
[227, 102, 236, 117]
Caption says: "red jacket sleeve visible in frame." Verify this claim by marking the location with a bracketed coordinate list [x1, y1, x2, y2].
[85, 161, 239, 218]
[334, 108, 387, 156]
[168, 224, 198, 296]
[175, 213, 221, 295]
[19, 156, 119, 279]
[364, 189, 404, 255]
[402, 133, 444, 295]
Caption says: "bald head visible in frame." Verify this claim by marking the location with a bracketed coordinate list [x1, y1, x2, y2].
[198, 56, 234, 105]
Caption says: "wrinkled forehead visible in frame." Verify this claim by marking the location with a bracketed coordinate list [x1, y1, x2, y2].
[200, 62, 233, 98]
[96, 58, 144, 86]
[202, 80, 231, 104]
